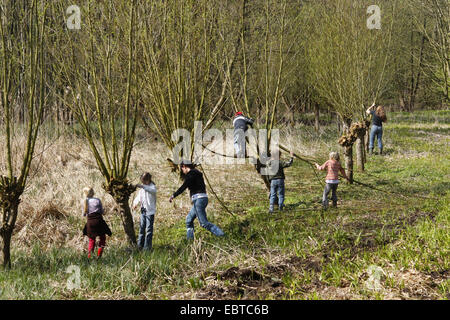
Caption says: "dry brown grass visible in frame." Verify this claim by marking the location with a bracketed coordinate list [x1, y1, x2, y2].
[3, 128, 323, 253]
[0, 115, 448, 300]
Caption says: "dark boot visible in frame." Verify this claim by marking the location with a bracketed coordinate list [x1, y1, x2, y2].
[379, 148, 383, 155]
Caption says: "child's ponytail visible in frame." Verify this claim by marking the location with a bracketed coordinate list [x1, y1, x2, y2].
[82, 187, 94, 215]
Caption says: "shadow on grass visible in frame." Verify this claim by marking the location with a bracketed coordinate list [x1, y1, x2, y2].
[8, 239, 194, 275]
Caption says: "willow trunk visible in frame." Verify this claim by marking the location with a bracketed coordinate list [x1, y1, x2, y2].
[343, 120, 354, 183]
[115, 197, 136, 245]
[356, 133, 366, 172]
[1, 202, 19, 269]
[344, 145, 354, 184]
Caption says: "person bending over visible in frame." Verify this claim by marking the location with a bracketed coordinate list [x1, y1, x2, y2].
[169, 161, 225, 240]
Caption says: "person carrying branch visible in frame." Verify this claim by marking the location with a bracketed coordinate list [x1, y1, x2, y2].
[260, 148, 294, 213]
[169, 161, 225, 240]
[315, 152, 349, 210]
[233, 111, 254, 158]
[132, 172, 157, 251]
[82, 187, 112, 259]
[366, 103, 387, 155]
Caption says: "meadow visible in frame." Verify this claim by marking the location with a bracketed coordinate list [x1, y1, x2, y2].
[0, 110, 448, 300]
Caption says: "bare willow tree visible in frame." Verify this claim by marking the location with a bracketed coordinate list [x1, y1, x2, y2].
[0, 0, 48, 268]
[225, 0, 289, 190]
[412, 0, 449, 103]
[303, 0, 396, 179]
[51, 0, 140, 244]
[138, 0, 230, 166]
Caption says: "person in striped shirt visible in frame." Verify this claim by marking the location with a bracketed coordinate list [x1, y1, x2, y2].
[315, 152, 349, 209]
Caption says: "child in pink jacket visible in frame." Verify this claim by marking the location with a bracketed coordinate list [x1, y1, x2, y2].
[315, 152, 349, 209]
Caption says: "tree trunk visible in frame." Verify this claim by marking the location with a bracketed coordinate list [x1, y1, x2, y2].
[1, 229, 12, 269]
[356, 134, 365, 172]
[337, 114, 342, 135]
[104, 180, 137, 246]
[342, 119, 354, 183]
[365, 127, 370, 153]
[116, 198, 136, 245]
[344, 145, 353, 184]
[314, 103, 320, 132]
[399, 95, 406, 111]
[1, 199, 20, 269]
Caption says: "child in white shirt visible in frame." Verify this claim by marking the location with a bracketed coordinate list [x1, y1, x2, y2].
[132, 172, 157, 250]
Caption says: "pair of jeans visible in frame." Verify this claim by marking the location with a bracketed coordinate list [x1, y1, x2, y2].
[186, 197, 225, 239]
[369, 125, 383, 151]
[270, 179, 285, 209]
[322, 183, 338, 208]
[138, 208, 154, 250]
[233, 130, 246, 158]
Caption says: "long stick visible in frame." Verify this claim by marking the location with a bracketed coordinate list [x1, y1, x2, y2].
[278, 143, 324, 187]
[198, 164, 235, 217]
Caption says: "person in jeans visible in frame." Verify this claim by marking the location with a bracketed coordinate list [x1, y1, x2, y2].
[82, 187, 112, 258]
[233, 112, 254, 158]
[132, 172, 157, 251]
[315, 152, 349, 209]
[366, 103, 387, 155]
[169, 161, 225, 240]
[261, 149, 294, 213]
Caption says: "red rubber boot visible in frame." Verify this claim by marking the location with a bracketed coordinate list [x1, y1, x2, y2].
[88, 238, 95, 258]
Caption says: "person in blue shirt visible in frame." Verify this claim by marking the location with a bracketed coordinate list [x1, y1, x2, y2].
[366, 104, 387, 155]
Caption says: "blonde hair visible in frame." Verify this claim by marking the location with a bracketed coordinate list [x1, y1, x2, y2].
[83, 187, 94, 198]
[82, 187, 94, 216]
[329, 152, 340, 161]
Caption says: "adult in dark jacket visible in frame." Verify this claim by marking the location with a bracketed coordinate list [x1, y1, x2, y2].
[169, 161, 225, 240]
[260, 149, 294, 213]
[233, 112, 254, 158]
[366, 104, 387, 155]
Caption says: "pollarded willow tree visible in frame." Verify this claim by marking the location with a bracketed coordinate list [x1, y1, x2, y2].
[303, 0, 396, 180]
[224, 0, 290, 190]
[51, 0, 140, 244]
[0, 0, 48, 268]
[138, 0, 231, 166]
[140, 0, 298, 196]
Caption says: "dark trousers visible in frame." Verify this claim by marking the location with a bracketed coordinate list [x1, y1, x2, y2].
[322, 183, 338, 208]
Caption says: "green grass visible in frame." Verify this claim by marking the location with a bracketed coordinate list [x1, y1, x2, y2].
[1, 110, 449, 300]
